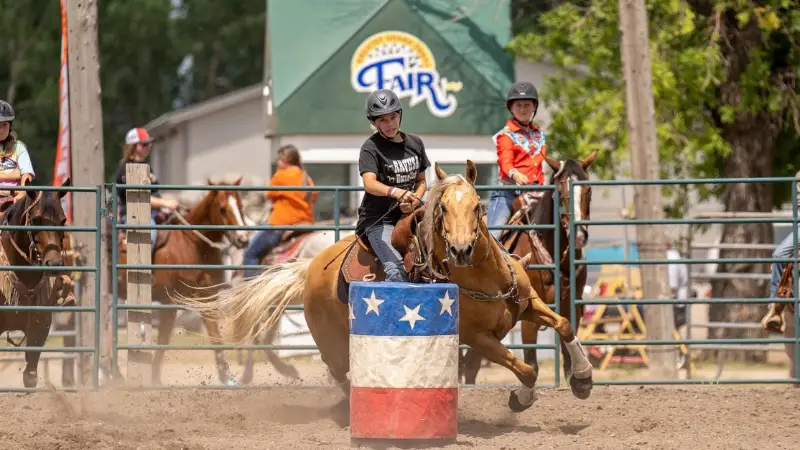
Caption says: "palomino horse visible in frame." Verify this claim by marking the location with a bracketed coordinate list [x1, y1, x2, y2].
[175, 161, 593, 412]
[237, 224, 356, 384]
[460, 152, 597, 399]
[115, 178, 249, 386]
[761, 258, 799, 384]
[0, 179, 71, 388]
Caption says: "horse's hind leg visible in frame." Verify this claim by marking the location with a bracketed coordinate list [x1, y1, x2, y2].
[520, 320, 541, 377]
[462, 331, 539, 413]
[199, 311, 236, 386]
[521, 294, 593, 399]
[261, 323, 300, 379]
[24, 313, 53, 389]
[151, 309, 176, 386]
[460, 348, 483, 384]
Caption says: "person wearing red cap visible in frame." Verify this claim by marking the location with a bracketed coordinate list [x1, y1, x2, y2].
[115, 127, 178, 246]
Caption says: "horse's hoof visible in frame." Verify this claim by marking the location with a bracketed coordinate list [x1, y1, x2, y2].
[764, 317, 784, 334]
[280, 365, 300, 380]
[23, 370, 38, 389]
[508, 390, 534, 413]
[569, 375, 593, 400]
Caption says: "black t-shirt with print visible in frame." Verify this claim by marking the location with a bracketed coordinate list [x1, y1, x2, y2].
[357, 132, 431, 235]
[115, 160, 162, 219]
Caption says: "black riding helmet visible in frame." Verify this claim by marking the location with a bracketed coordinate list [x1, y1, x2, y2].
[366, 89, 403, 122]
[506, 81, 538, 115]
[0, 100, 15, 123]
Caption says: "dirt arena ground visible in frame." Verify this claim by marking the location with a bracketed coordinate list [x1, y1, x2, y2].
[2, 384, 799, 449]
[0, 349, 798, 450]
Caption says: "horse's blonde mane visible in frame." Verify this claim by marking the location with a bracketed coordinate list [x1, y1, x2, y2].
[419, 173, 471, 254]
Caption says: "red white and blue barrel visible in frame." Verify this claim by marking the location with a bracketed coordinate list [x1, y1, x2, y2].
[349, 281, 459, 440]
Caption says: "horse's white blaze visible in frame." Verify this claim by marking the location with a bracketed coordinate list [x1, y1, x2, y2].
[572, 179, 583, 222]
[454, 189, 465, 202]
[227, 195, 248, 241]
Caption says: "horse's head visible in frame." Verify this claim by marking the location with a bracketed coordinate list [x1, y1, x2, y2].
[207, 176, 249, 249]
[422, 160, 483, 266]
[542, 151, 598, 250]
[10, 177, 71, 267]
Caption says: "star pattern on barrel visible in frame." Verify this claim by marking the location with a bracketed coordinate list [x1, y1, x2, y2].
[438, 290, 455, 316]
[362, 290, 385, 316]
[399, 304, 425, 329]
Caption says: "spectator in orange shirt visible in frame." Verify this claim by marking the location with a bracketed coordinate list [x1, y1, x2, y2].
[243, 144, 317, 279]
[486, 81, 548, 242]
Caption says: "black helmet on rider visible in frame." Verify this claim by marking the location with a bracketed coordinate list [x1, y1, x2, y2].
[506, 81, 538, 112]
[0, 100, 15, 123]
[366, 89, 403, 122]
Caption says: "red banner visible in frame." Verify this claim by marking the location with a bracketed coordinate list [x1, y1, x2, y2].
[53, 0, 72, 223]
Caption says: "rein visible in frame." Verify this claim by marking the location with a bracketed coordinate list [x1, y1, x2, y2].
[168, 208, 231, 251]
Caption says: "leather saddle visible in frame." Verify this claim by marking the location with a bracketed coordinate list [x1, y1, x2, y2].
[340, 208, 425, 285]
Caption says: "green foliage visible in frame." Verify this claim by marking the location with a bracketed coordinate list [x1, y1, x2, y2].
[0, 0, 265, 184]
[508, 0, 800, 213]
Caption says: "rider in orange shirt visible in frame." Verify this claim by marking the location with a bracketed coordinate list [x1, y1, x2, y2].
[243, 144, 317, 279]
[486, 81, 548, 241]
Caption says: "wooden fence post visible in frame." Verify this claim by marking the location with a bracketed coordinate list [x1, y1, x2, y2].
[125, 163, 153, 386]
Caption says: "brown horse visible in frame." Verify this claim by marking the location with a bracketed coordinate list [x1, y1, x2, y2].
[460, 152, 597, 399]
[761, 258, 799, 384]
[174, 161, 593, 412]
[115, 178, 249, 386]
[0, 179, 71, 388]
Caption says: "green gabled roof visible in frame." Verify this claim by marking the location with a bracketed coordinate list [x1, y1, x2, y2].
[268, 0, 390, 107]
[407, 0, 513, 95]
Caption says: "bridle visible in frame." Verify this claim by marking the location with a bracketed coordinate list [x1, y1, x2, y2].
[415, 180, 519, 303]
[5, 193, 47, 266]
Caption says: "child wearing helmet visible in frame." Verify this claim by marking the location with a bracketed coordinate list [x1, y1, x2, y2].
[0, 100, 35, 208]
[357, 88, 430, 282]
[486, 81, 548, 242]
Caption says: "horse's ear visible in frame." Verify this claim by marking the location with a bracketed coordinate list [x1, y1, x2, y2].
[435, 162, 448, 181]
[61, 177, 71, 188]
[581, 150, 599, 170]
[465, 160, 478, 185]
[26, 189, 37, 200]
[232, 176, 243, 186]
[543, 154, 562, 172]
[519, 252, 532, 269]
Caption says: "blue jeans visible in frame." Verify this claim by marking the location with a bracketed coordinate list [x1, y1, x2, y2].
[243, 229, 283, 279]
[770, 231, 797, 298]
[365, 223, 408, 282]
[487, 189, 518, 241]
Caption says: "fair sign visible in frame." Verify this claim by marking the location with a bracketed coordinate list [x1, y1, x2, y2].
[351, 31, 463, 118]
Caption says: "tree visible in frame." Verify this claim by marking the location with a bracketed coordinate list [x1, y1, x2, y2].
[509, 0, 800, 344]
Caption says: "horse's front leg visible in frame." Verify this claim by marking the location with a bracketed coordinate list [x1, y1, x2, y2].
[521, 293, 593, 399]
[24, 312, 53, 389]
[462, 331, 539, 413]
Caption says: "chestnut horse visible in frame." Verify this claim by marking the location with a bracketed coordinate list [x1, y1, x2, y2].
[175, 161, 593, 412]
[761, 258, 799, 384]
[0, 180, 71, 388]
[115, 178, 249, 386]
[460, 152, 597, 399]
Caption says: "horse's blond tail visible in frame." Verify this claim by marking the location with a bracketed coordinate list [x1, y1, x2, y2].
[170, 259, 310, 344]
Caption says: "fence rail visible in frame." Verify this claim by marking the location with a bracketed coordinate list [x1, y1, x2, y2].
[0, 176, 798, 391]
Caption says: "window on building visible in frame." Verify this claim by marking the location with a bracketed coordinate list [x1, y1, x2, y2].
[432, 163, 498, 201]
[303, 163, 352, 222]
